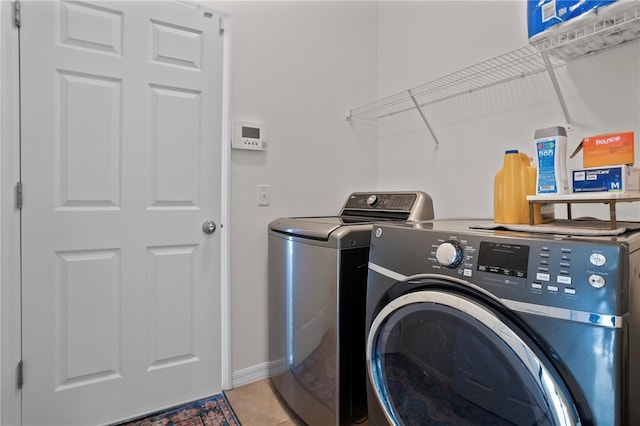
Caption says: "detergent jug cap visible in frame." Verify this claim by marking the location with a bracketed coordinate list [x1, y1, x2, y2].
[505, 149, 519, 154]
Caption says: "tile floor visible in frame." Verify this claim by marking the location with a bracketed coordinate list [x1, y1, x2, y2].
[225, 379, 304, 426]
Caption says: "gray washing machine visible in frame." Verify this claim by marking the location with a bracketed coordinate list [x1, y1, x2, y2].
[365, 220, 640, 425]
[268, 192, 434, 425]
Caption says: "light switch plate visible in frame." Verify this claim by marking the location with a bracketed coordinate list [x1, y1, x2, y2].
[257, 185, 270, 206]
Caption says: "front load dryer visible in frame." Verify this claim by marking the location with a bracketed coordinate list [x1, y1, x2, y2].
[365, 220, 640, 425]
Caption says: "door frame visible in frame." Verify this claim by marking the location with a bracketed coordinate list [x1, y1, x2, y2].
[0, 2, 233, 424]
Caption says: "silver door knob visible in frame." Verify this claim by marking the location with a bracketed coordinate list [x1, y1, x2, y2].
[202, 220, 217, 234]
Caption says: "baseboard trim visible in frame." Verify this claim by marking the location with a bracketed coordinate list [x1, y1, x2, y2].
[231, 359, 285, 388]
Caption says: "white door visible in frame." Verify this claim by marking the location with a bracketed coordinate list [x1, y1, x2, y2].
[20, 1, 225, 424]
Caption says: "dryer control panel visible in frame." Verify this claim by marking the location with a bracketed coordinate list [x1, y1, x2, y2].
[431, 232, 625, 316]
[369, 223, 628, 319]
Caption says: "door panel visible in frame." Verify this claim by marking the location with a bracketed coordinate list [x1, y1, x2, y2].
[55, 249, 122, 391]
[20, 2, 225, 424]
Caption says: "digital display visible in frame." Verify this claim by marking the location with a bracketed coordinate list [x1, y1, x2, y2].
[477, 241, 529, 278]
[242, 126, 260, 139]
[387, 194, 416, 210]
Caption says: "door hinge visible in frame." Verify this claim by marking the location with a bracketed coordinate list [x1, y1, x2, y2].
[16, 182, 22, 209]
[14, 0, 21, 28]
[17, 360, 23, 389]
[219, 15, 225, 35]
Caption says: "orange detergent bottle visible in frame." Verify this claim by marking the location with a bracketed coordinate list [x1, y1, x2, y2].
[494, 149, 554, 224]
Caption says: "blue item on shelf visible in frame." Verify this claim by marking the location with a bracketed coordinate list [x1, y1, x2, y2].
[527, 0, 618, 39]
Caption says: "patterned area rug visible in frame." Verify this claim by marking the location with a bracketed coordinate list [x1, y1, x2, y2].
[116, 393, 241, 426]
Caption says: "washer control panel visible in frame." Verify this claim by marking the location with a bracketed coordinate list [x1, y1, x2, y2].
[344, 193, 417, 211]
[340, 192, 435, 222]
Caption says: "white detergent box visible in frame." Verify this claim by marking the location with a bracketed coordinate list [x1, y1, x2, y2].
[572, 165, 640, 193]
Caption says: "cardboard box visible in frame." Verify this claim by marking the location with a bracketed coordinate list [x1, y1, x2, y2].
[572, 165, 640, 193]
[569, 131, 634, 168]
[528, 0, 618, 40]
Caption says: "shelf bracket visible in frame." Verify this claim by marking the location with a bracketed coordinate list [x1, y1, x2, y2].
[408, 89, 439, 148]
[541, 51, 572, 127]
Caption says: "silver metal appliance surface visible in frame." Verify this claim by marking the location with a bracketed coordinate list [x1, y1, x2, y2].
[268, 192, 434, 426]
[365, 219, 640, 425]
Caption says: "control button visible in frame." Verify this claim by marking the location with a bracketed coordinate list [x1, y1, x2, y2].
[564, 288, 577, 295]
[560, 262, 570, 268]
[540, 253, 550, 258]
[538, 267, 549, 272]
[589, 253, 607, 267]
[366, 194, 379, 207]
[557, 275, 572, 285]
[515, 270, 527, 278]
[435, 241, 463, 268]
[588, 275, 606, 289]
[463, 269, 472, 277]
[536, 272, 550, 282]
[561, 248, 572, 253]
[547, 285, 559, 292]
[532, 283, 543, 290]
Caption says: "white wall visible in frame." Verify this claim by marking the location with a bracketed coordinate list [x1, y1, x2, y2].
[374, 1, 640, 221]
[215, 1, 378, 385]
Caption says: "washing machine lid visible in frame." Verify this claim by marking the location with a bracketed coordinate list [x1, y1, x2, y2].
[269, 216, 379, 240]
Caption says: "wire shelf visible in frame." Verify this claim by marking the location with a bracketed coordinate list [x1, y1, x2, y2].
[347, 45, 564, 120]
[347, 2, 640, 122]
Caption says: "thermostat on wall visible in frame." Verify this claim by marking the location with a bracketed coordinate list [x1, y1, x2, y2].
[233, 121, 267, 151]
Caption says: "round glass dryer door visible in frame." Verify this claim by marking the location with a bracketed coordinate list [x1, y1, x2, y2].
[367, 288, 580, 426]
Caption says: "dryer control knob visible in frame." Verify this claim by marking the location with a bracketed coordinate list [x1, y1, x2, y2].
[436, 241, 463, 268]
[366, 194, 379, 207]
